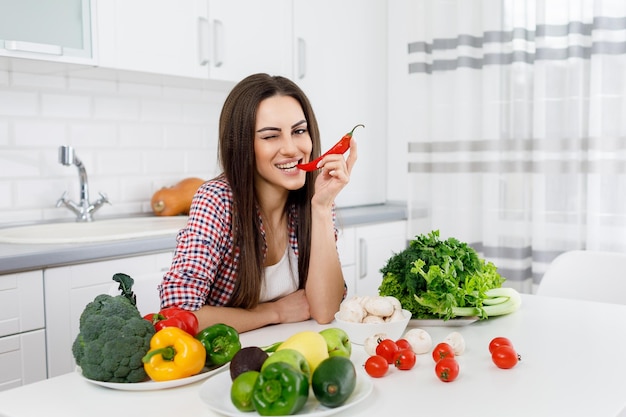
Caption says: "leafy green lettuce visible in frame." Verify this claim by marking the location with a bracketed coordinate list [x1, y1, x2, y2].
[378, 230, 505, 320]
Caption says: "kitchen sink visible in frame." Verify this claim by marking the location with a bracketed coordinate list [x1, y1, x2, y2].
[0, 216, 189, 244]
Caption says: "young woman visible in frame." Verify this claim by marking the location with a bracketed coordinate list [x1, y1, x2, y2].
[159, 73, 358, 333]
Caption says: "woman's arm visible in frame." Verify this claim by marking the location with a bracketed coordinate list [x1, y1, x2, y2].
[305, 205, 346, 323]
[306, 138, 359, 323]
[192, 289, 311, 333]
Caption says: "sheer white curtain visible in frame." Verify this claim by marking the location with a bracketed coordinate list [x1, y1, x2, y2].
[406, 0, 626, 293]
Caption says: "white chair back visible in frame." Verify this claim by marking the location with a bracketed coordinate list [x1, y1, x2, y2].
[537, 250, 626, 305]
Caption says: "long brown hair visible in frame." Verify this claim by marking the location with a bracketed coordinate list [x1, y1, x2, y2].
[218, 73, 321, 308]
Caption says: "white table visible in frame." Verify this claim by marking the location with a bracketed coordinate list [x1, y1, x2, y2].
[1, 294, 626, 417]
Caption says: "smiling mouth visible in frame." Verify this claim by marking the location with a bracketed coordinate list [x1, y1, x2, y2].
[276, 161, 300, 170]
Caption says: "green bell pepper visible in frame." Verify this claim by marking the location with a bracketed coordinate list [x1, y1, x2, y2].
[252, 362, 309, 416]
[195, 323, 242, 366]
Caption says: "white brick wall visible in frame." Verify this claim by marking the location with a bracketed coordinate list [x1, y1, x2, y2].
[0, 66, 231, 226]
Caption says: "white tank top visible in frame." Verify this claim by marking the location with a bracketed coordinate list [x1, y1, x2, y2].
[260, 245, 299, 303]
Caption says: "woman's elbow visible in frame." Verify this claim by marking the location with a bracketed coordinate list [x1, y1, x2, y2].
[310, 309, 337, 325]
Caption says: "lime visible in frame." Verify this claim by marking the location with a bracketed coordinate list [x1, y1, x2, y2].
[230, 370, 259, 412]
[311, 356, 357, 408]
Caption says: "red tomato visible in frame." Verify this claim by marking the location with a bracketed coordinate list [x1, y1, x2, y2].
[432, 342, 455, 363]
[364, 355, 389, 378]
[393, 348, 416, 370]
[435, 357, 459, 382]
[395, 338, 412, 351]
[492, 345, 520, 369]
[376, 339, 400, 364]
[489, 337, 514, 354]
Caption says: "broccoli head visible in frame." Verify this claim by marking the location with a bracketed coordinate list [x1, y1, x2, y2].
[72, 277, 156, 383]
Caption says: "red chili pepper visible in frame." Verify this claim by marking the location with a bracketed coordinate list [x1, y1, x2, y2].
[143, 306, 199, 336]
[297, 124, 364, 172]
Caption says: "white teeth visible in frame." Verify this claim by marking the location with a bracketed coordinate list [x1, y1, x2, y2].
[276, 162, 297, 169]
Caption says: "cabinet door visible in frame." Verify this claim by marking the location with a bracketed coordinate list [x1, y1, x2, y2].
[206, 0, 293, 81]
[293, 0, 387, 206]
[0, 0, 94, 64]
[337, 226, 356, 299]
[0, 330, 47, 392]
[44, 252, 173, 378]
[0, 271, 46, 391]
[96, 0, 210, 78]
[341, 264, 357, 301]
[0, 271, 45, 337]
[355, 221, 407, 296]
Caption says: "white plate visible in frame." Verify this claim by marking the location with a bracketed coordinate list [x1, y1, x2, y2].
[409, 317, 478, 327]
[77, 364, 225, 391]
[198, 368, 373, 417]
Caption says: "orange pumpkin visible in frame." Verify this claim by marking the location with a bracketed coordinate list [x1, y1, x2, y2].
[151, 177, 205, 216]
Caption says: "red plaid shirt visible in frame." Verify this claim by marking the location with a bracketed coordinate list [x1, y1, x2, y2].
[159, 176, 337, 311]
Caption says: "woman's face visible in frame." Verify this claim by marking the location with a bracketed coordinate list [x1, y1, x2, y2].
[254, 95, 312, 194]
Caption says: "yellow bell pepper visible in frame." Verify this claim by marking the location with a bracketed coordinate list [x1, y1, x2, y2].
[142, 326, 206, 381]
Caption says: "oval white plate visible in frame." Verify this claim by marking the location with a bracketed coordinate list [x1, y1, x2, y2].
[78, 364, 225, 391]
[199, 369, 373, 417]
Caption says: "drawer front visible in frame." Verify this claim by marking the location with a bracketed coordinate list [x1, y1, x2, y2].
[0, 329, 47, 391]
[0, 271, 45, 337]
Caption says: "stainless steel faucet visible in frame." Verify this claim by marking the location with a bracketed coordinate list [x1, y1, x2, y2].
[56, 145, 110, 222]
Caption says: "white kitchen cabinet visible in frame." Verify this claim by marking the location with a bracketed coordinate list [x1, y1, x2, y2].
[293, 0, 388, 207]
[205, 0, 293, 81]
[43, 252, 174, 378]
[0, 271, 47, 392]
[0, 0, 95, 64]
[96, 0, 209, 79]
[337, 226, 357, 297]
[96, 0, 292, 81]
[93, 0, 389, 204]
[338, 220, 407, 299]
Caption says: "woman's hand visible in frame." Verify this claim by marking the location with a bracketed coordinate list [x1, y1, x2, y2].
[270, 289, 311, 324]
[311, 138, 358, 208]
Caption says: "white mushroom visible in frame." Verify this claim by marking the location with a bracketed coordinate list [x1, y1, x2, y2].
[443, 331, 466, 355]
[357, 295, 371, 308]
[364, 333, 388, 356]
[337, 309, 362, 323]
[362, 314, 385, 324]
[384, 296, 402, 312]
[384, 308, 406, 322]
[403, 328, 432, 354]
[348, 295, 364, 305]
[363, 296, 395, 318]
[338, 298, 366, 322]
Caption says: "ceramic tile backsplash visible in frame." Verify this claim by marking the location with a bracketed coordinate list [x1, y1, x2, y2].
[0, 66, 231, 226]
[0, 91, 38, 116]
[41, 94, 92, 119]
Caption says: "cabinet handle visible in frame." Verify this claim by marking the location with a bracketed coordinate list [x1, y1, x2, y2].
[197, 17, 210, 66]
[213, 19, 224, 68]
[297, 37, 306, 79]
[359, 238, 367, 279]
[5, 40, 62, 56]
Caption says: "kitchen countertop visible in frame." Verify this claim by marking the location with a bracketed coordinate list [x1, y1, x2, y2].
[1, 294, 626, 417]
[0, 203, 407, 275]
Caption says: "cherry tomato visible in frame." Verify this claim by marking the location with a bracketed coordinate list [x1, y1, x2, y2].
[393, 348, 416, 370]
[489, 337, 514, 354]
[435, 357, 459, 382]
[376, 339, 400, 364]
[432, 342, 455, 363]
[395, 338, 412, 351]
[364, 355, 389, 378]
[492, 345, 520, 369]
